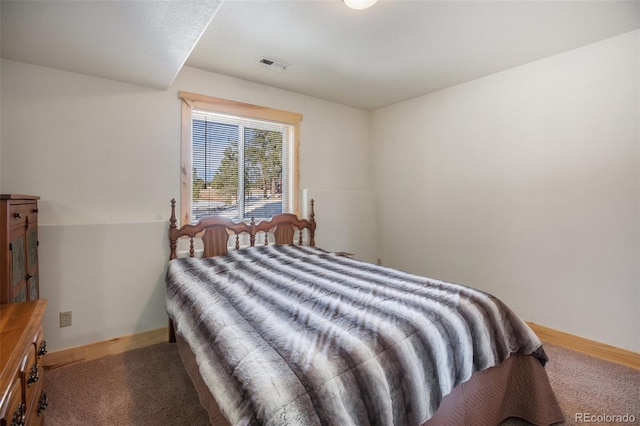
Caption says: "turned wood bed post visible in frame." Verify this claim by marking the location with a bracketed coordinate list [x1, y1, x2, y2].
[168, 199, 178, 342]
[249, 217, 256, 247]
[169, 199, 178, 260]
[309, 199, 316, 246]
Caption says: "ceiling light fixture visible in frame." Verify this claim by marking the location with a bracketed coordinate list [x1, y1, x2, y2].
[343, 0, 378, 10]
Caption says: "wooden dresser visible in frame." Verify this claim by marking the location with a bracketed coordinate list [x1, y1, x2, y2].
[0, 300, 48, 426]
[0, 195, 40, 304]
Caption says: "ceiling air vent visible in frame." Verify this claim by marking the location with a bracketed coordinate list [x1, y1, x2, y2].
[258, 57, 288, 72]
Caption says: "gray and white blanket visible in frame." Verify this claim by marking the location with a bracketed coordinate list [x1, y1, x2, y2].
[166, 245, 546, 426]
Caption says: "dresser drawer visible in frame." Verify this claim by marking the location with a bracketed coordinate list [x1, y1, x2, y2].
[25, 380, 45, 426]
[0, 375, 25, 426]
[30, 327, 47, 425]
[22, 331, 45, 418]
[34, 328, 47, 360]
[8, 202, 38, 228]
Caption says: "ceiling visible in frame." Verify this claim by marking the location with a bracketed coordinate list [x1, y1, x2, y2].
[0, 0, 221, 89]
[2, 0, 639, 111]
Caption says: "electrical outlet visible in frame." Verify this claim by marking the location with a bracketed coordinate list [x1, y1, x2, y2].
[59, 311, 72, 328]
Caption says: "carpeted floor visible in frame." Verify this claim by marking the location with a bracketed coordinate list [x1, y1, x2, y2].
[43, 341, 639, 426]
[44, 341, 211, 426]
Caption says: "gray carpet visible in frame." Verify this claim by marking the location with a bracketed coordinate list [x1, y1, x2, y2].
[45, 342, 210, 426]
[43, 341, 639, 425]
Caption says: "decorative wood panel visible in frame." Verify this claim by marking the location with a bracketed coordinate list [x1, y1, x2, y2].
[1, 195, 40, 304]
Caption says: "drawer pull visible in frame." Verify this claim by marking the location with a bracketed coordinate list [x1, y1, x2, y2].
[38, 340, 48, 357]
[13, 212, 21, 219]
[11, 402, 25, 426]
[27, 363, 39, 386]
[32, 208, 39, 213]
[38, 389, 48, 415]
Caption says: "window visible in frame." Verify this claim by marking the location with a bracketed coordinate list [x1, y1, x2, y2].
[180, 92, 302, 225]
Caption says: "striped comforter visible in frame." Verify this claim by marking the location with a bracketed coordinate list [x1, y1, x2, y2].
[166, 245, 546, 426]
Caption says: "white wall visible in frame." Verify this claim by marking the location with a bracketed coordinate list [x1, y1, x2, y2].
[302, 189, 378, 263]
[0, 61, 372, 351]
[372, 30, 639, 352]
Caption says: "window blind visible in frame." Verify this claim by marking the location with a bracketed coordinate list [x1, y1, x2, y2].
[191, 109, 293, 222]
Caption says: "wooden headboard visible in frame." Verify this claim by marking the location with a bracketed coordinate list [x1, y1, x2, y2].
[168, 199, 316, 260]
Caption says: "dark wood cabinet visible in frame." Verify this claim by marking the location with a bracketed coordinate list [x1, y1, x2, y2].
[0, 195, 40, 304]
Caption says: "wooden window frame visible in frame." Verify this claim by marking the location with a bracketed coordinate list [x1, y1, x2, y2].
[179, 91, 302, 225]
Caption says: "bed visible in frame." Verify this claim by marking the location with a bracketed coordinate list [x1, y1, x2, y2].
[165, 199, 563, 426]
